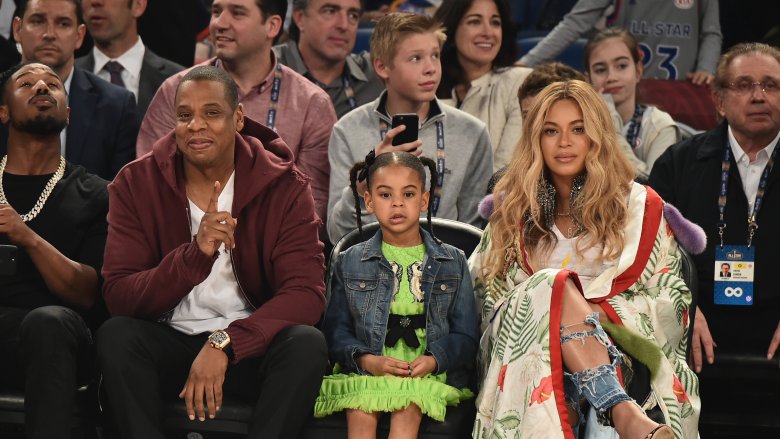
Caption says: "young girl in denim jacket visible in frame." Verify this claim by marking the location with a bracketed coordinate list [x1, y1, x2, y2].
[315, 151, 479, 438]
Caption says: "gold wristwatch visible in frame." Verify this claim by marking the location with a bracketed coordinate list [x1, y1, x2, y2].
[208, 329, 231, 351]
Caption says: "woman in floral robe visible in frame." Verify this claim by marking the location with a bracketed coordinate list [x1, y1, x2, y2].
[469, 80, 699, 439]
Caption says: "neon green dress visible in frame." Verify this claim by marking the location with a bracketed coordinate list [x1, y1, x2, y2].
[314, 242, 473, 421]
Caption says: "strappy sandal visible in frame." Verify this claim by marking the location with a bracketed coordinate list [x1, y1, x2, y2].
[645, 424, 674, 439]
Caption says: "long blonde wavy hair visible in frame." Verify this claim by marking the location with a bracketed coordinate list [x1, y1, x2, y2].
[484, 80, 635, 281]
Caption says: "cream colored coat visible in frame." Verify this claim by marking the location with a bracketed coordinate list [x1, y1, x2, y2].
[441, 67, 533, 171]
[469, 183, 700, 439]
[621, 105, 680, 175]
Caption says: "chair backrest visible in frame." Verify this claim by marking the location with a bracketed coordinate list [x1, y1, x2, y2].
[637, 79, 719, 131]
[352, 27, 373, 54]
[324, 218, 484, 303]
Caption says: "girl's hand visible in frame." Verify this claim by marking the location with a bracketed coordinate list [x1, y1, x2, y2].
[687, 70, 714, 85]
[409, 355, 437, 377]
[358, 354, 412, 377]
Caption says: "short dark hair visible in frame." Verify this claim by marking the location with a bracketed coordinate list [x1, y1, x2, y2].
[255, 0, 288, 22]
[16, 0, 85, 25]
[176, 66, 239, 110]
[291, 0, 309, 9]
[288, 0, 309, 42]
[434, 0, 517, 99]
[288, 0, 355, 42]
[237, 0, 286, 44]
[517, 62, 586, 102]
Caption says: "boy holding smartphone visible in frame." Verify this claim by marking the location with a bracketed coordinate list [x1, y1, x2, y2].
[326, 12, 493, 244]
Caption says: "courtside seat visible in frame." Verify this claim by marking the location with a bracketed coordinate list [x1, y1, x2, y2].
[0, 385, 100, 439]
[698, 354, 780, 438]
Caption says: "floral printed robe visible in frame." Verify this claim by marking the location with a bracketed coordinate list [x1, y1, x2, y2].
[468, 183, 700, 439]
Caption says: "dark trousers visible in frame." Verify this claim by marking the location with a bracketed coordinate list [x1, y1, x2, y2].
[97, 317, 328, 439]
[0, 305, 94, 439]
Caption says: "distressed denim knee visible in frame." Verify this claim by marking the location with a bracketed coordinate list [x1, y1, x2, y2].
[561, 312, 632, 427]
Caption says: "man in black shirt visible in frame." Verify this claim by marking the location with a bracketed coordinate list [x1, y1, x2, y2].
[0, 62, 108, 439]
[650, 43, 780, 366]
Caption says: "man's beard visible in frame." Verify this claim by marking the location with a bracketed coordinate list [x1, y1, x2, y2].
[11, 114, 67, 136]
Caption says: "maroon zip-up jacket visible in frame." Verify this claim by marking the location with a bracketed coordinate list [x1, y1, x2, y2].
[102, 117, 325, 363]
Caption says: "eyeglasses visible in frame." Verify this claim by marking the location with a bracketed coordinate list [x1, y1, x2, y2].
[726, 80, 780, 95]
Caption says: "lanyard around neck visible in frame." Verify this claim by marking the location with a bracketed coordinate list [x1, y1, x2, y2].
[266, 64, 283, 131]
[313, 73, 357, 111]
[378, 118, 445, 216]
[625, 104, 646, 150]
[718, 140, 779, 247]
[341, 74, 357, 110]
[213, 58, 283, 131]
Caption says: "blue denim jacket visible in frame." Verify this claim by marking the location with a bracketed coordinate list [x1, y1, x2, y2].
[322, 228, 479, 388]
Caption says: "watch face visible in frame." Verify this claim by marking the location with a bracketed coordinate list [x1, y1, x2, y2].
[210, 330, 229, 346]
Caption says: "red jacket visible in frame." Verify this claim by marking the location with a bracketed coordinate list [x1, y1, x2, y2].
[102, 118, 325, 363]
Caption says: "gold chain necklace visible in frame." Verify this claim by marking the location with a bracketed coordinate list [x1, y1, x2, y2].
[555, 213, 579, 238]
[0, 155, 66, 222]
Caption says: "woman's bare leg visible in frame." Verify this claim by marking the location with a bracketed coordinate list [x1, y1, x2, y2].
[560, 278, 611, 369]
[559, 278, 668, 439]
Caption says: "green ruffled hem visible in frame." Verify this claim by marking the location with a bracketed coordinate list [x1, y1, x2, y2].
[314, 374, 474, 421]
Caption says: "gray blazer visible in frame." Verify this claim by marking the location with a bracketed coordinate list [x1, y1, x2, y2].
[76, 47, 185, 118]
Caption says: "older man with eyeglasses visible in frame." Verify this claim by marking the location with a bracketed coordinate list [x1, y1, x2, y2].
[650, 41, 780, 409]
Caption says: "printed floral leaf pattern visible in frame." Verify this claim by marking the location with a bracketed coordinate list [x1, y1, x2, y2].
[497, 414, 521, 430]
[636, 312, 654, 337]
[468, 191, 700, 438]
[662, 396, 684, 438]
[536, 311, 550, 344]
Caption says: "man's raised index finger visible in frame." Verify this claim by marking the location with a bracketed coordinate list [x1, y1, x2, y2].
[207, 181, 222, 213]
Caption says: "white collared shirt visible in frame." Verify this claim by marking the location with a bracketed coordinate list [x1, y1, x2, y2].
[92, 37, 145, 101]
[168, 172, 252, 335]
[60, 67, 74, 156]
[728, 126, 780, 214]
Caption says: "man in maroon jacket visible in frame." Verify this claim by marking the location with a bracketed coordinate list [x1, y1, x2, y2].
[97, 65, 327, 439]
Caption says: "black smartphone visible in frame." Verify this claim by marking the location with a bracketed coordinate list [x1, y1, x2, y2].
[390, 113, 419, 146]
[0, 245, 18, 276]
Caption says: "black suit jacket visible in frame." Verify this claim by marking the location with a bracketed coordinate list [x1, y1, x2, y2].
[75, 47, 185, 118]
[649, 122, 780, 355]
[1, 67, 139, 181]
[0, 35, 21, 72]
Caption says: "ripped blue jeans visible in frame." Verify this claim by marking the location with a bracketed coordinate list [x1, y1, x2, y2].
[561, 312, 632, 437]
